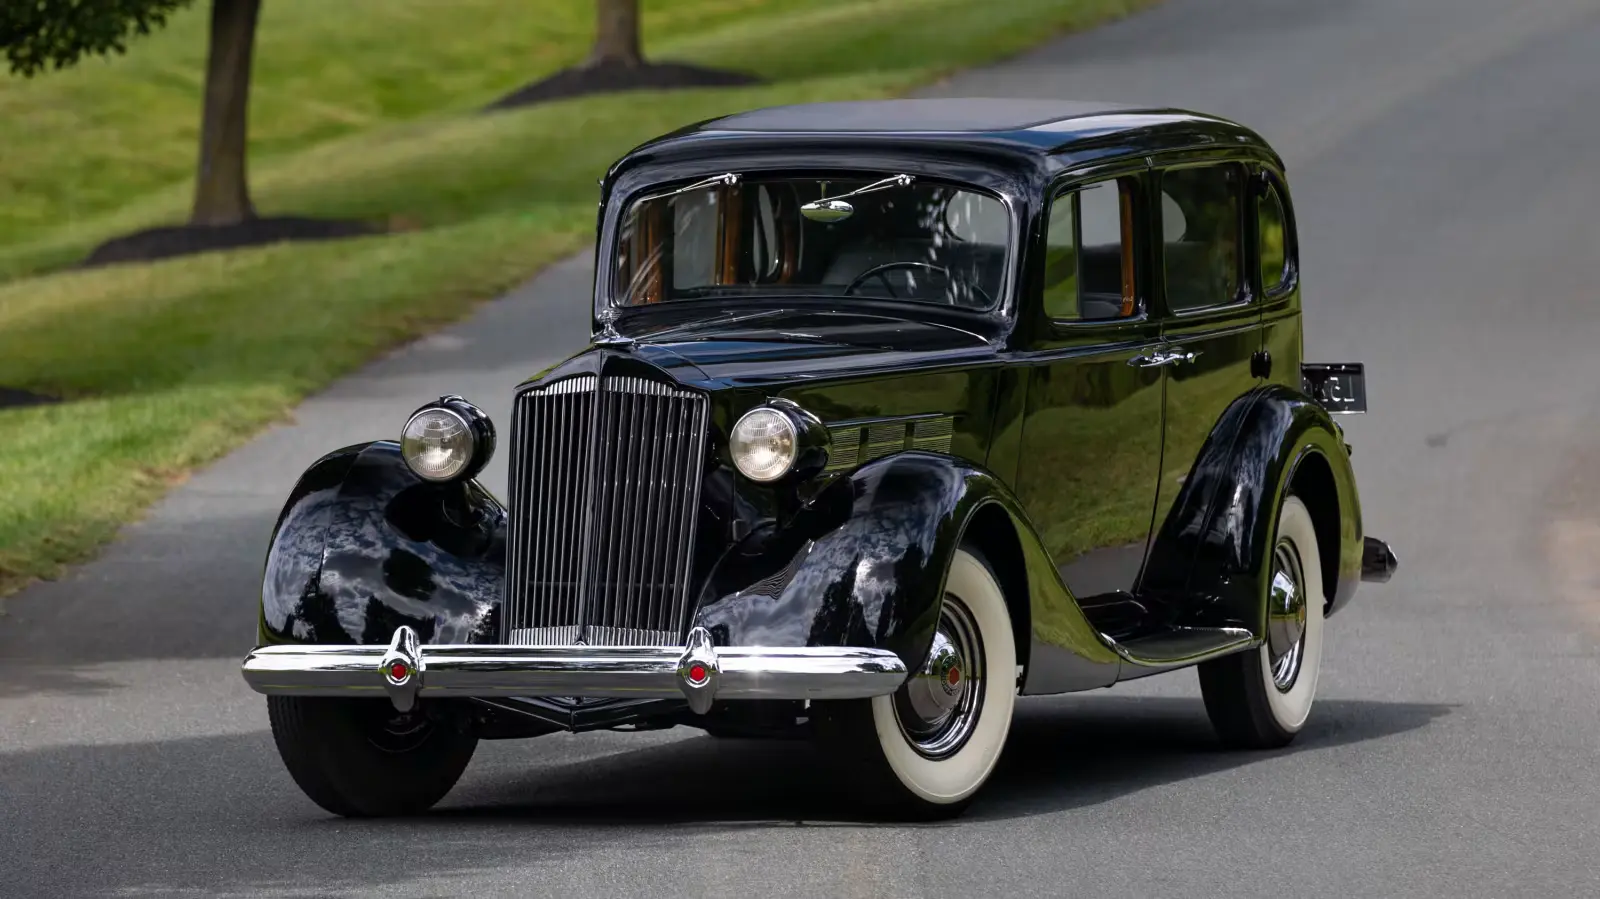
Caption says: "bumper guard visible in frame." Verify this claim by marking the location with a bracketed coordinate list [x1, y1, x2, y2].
[241, 625, 909, 715]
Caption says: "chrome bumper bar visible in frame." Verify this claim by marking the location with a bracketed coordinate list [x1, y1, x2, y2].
[240, 625, 908, 715]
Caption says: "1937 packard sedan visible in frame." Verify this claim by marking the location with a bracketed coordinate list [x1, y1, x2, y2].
[242, 99, 1397, 818]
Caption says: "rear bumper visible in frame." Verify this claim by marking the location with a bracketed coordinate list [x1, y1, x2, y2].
[240, 625, 908, 715]
[1361, 536, 1398, 583]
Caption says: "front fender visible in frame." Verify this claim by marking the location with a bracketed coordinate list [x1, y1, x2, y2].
[258, 441, 506, 648]
[692, 452, 1121, 688]
[1141, 385, 1364, 631]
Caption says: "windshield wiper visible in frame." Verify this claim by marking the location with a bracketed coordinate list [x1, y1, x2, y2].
[801, 174, 915, 222]
[631, 173, 740, 207]
[632, 309, 792, 343]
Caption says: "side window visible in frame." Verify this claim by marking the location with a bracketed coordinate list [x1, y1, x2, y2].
[1258, 179, 1289, 295]
[1160, 165, 1243, 312]
[1042, 178, 1137, 321]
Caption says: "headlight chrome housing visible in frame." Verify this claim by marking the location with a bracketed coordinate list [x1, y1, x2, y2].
[730, 400, 828, 483]
[401, 395, 495, 482]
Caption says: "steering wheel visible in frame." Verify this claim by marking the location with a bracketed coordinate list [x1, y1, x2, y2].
[842, 261, 992, 306]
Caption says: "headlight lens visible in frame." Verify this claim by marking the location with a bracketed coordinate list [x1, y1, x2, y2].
[731, 407, 798, 482]
[401, 406, 475, 481]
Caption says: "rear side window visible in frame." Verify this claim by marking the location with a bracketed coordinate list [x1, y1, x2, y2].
[1258, 180, 1289, 295]
[1160, 164, 1243, 312]
[1042, 178, 1138, 321]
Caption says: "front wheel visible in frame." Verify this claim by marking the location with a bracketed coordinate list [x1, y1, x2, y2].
[817, 548, 1017, 818]
[267, 696, 478, 817]
[1198, 495, 1325, 748]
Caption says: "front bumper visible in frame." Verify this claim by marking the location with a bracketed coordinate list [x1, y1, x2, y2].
[240, 625, 909, 715]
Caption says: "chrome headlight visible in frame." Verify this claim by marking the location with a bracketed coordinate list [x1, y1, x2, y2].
[730, 401, 828, 483]
[731, 407, 797, 482]
[401, 396, 495, 482]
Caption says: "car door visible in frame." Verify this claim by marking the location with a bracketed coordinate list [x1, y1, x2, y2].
[1142, 159, 1266, 611]
[1012, 169, 1165, 639]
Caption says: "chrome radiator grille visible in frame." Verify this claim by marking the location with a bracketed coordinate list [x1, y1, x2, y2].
[503, 374, 710, 647]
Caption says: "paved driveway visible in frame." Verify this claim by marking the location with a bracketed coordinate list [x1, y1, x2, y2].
[5, 0, 1600, 895]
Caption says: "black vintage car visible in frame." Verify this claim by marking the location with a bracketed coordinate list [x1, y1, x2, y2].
[243, 99, 1397, 818]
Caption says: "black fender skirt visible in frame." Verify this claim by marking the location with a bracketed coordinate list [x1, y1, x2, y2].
[693, 451, 1124, 693]
[258, 441, 506, 648]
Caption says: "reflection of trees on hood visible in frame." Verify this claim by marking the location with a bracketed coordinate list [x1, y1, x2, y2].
[289, 575, 351, 643]
[717, 459, 963, 648]
[262, 482, 340, 638]
[318, 500, 501, 645]
[264, 487, 502, 647]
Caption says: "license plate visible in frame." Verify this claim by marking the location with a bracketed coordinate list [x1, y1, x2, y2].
[1301, 363, 1366, 414]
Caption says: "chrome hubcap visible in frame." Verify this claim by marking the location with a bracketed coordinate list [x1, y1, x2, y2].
[894, 595, 984, 759]
[1266, 541, 1307, 692]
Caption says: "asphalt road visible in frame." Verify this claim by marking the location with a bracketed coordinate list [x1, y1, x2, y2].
[5, 0, 1600, 895]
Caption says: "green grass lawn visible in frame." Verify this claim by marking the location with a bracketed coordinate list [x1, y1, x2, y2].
[0, 0, 1155, 597]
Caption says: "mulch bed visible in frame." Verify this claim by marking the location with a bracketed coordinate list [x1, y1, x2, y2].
[486, 61, 759, 111]
[0, 387, 60, 411]
[81, 216, 381, 268]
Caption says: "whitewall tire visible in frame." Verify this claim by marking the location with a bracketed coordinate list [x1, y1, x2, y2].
[1199, 495, 1325, 748]
[819, 547, 1017, 817]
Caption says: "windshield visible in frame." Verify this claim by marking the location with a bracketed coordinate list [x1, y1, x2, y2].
[611, 174, 1009, 310]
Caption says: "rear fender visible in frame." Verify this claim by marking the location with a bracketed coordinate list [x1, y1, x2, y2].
[693, 451, 1121, 689]
[1140, 385, 1364, 631]
[258, 441, 506, 647]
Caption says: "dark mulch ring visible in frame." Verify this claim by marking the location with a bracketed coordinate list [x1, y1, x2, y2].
[81, 216, 382, 268]
[487, 61, 760, 111]
[0, 387, 60, 411]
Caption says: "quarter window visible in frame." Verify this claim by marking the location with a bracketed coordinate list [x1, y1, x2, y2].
[1258, 180, 1289, 295]
[1160, 165, 1243, 312]
[1042, 178, 1137, 321]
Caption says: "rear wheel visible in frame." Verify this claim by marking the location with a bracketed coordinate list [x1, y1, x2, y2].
[1199, 495, 1325, 748]
[267, 696, 478, 817]
[818, 548, 1017, 818]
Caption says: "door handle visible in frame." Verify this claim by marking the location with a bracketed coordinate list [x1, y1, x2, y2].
[1128, 347, 1200, 368]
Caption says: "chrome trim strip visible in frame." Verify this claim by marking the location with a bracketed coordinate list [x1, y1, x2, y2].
[1108, 626, 1257, 668]
[823, 413, 955, 473]
[242, 626, 908, 713]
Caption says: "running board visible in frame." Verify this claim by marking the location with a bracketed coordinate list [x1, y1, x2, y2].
[1106, 627, 1257, 668]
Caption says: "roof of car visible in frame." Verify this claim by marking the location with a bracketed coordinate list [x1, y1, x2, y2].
[610, 99, 1278, 174]
[700, 99, 1143, 133]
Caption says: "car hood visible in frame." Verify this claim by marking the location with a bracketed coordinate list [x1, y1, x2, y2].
[612, 309, 999, 388]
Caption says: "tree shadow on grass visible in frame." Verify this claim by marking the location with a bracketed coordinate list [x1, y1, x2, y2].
[485, 61, 759, 112]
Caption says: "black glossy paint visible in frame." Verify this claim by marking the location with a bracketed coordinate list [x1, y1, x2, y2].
[259, 442, 504, 648]
[1137, 386, 1363, 628]
[255, 102, 1377, 732]
[693, 451, 1117, 687]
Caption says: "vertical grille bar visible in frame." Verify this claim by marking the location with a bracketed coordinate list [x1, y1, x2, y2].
[503, 372, 709, 647]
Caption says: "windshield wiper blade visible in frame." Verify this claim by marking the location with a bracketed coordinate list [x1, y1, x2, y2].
[634, 309, 791, 343]
[631, 173, 740, 206]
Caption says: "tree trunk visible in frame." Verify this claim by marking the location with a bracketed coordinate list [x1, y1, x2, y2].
[586, 0, 643, 68]
[191, 0, 261, 227]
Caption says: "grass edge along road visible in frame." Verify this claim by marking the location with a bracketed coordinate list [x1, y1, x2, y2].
[0, 0, 1156, 598]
